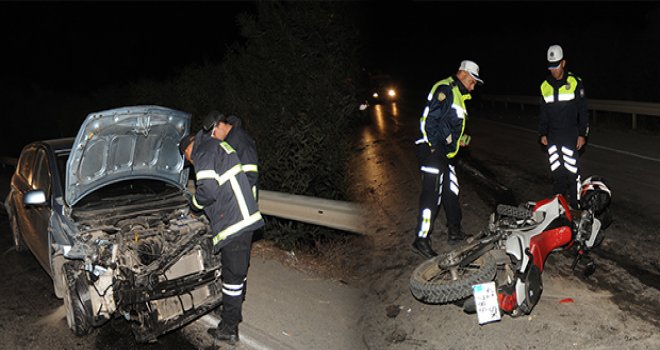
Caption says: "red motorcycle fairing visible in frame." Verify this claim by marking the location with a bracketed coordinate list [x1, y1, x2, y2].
[529, 225, 573, 272]
[500, 194, 575, 315]
[533, 194, 573, 222]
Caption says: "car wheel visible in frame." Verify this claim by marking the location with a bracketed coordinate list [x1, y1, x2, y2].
[62, 262, 93, 336]
[10, 213, 27, 252]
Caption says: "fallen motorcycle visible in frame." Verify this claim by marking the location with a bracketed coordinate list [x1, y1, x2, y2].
[409, 176, 612, 319]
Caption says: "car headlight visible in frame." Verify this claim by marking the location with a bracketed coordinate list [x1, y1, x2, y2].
[372, 92, 379, 99]
[388, 89, 396, 97]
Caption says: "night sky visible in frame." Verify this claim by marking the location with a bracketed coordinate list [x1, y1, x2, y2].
[3, 1, 660, 97]
[359, 1, 660, 102]
[1, 1, 659, 156]
[1, 1, 255, 94]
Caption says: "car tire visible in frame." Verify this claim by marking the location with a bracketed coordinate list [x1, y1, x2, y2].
[9, 213, 27, 252]
[63, 262, 94, 336]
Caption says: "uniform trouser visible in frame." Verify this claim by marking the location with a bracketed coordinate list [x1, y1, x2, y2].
[414, 143, 461, 239]
[220, 231, 254, 327]
[546, 138, 581, 208]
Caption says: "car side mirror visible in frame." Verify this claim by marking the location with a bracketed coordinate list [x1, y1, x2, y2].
[24, 190, 47, 206]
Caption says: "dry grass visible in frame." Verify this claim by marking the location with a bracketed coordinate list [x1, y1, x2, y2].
[250, 234, 370, 286]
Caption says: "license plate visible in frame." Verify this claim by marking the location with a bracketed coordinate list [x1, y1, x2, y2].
[472, 281, 501, 325]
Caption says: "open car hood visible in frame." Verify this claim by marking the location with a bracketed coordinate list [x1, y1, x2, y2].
[66, 105, 191, 206]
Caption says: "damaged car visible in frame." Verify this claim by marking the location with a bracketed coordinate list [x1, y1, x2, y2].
[4, 105, 222, 343]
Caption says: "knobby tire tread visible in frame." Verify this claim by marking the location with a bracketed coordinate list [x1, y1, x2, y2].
[409, 252, 497, 304]
[496, 204, 532, 219]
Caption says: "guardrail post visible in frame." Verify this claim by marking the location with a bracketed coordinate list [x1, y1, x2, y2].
[632, 113, 637, 129]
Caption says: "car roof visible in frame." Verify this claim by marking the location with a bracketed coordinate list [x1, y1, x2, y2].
[29, 137, 75, 153]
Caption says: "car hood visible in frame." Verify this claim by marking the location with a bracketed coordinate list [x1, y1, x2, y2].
[66, 105, 191, 206]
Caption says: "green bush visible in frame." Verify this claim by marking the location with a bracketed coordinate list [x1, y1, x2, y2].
[212, 2, 364, 249]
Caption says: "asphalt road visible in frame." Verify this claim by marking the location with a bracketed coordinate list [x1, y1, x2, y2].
[350, 100, 660, 349]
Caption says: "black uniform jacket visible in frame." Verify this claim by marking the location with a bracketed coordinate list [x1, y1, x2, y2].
[225, 125, 258, 198]
[539, 72, 589, 142]
[190, 130, 264, 251]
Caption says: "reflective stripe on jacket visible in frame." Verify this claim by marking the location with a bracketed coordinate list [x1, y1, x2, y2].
[225, 125, 259, 200]
[190, 130, 264, 250]
[416, 76, 471, 159]
[539, 72, 589, 137]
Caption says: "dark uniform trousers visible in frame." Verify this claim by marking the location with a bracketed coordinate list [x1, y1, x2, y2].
[414, 142, 461, 239]
[547, 134, 581, 208]
[220, 231, 254, 327]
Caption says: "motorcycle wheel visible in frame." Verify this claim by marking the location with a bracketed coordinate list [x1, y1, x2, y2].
[410, 251, 497, 304]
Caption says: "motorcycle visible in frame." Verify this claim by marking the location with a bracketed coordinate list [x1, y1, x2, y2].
[409, 176, 613, 319]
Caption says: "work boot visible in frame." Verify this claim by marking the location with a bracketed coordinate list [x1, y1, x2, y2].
[411, 237, 438, 258]
[447, 225, 467, 245]
[207, 322, 239, 345]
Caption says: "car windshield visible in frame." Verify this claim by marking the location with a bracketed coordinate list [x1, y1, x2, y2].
[370, 74, 392, 89]
[56, 152, 70, 191]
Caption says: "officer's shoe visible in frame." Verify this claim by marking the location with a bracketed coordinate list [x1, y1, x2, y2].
[207, 322, 239, 345]
[447, 226, 467, 245]
[411, 237, 438, 258]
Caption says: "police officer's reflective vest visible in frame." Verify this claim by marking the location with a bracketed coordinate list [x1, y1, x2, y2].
[539, 72, 589, 137]
[541, 74, 580, 103]
[416, 76, 471, 159]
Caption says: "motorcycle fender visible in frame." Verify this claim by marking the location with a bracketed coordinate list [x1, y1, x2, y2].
[506, 235, 529, 271]
[514, 278, 527, 308]
[586, 218, 602, 248]
[519, 264, 543, 314]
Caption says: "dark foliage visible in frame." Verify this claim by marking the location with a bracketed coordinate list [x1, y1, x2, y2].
[212, 2, 363, 248]
[2, 1, 365, 251]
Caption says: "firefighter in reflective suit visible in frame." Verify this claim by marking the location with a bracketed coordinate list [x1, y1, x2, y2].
[540, 45, 589, 209]
[411, 60, 483, 259]
[203, 111, 259, 201]
[179, 130, 264, 345]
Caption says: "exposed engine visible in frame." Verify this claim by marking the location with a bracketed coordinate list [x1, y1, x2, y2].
[64, 205, 223, 342]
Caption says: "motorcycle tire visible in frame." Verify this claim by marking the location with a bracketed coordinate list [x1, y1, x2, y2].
[409, 251, 497, 304]
[496, 204, 532, 219]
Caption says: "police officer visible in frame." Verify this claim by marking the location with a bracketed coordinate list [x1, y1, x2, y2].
[540, 45, 589, 209]
[179, 130, 265, 345]
[203, 111, 259, 200]
[411, 60, 483, 258]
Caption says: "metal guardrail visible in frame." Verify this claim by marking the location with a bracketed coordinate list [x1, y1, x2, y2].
[481, 94, 660, 129]
[259, 190, 365, 234]
[2, 156, 365, 234]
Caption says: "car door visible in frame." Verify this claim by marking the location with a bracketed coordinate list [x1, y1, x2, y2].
[21, 147, 53, 271]
[11, 144, 37, 245]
